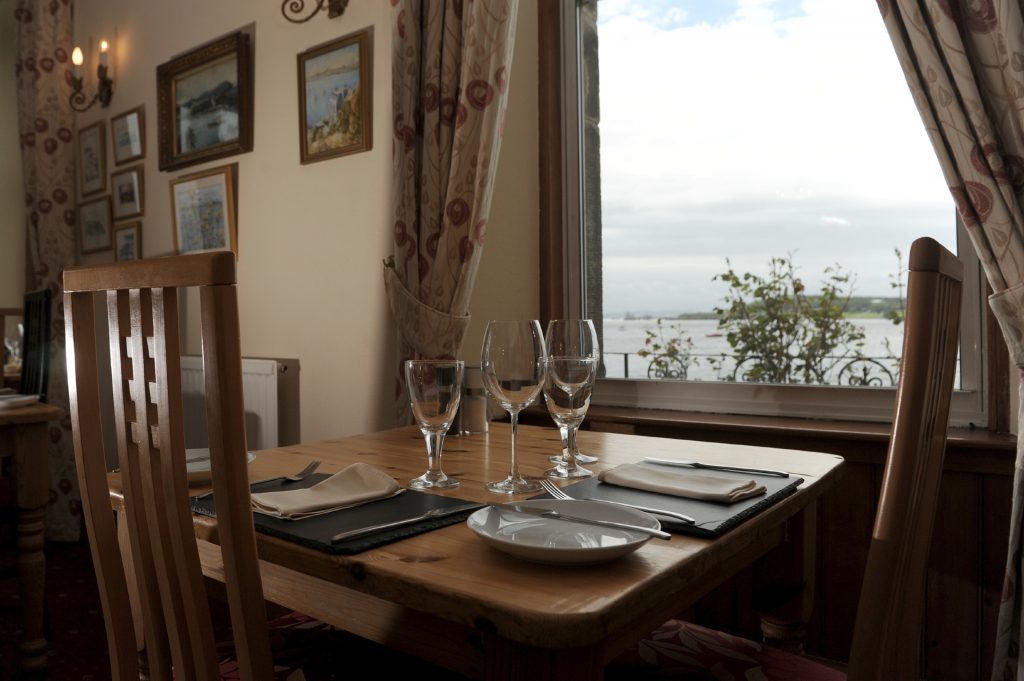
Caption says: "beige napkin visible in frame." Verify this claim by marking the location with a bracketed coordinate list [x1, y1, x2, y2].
[251, 462, 401, 519]
[598, 463, 766, 503]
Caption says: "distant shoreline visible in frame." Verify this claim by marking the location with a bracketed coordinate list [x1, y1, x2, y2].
[615, 312, 893, 321]
[613, 296, 903, 322]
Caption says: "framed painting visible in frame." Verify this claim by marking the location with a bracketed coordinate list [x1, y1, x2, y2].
[111, 105, 145, 164]
[77, 121, 107, 197]
[78, 196, 112, 255]
[111, 165, 144, 220]
[157, 31, 253, 171]
[170, 163, 238, 255]
[296, 27, 372, 165]
[114, 222, 142, 261]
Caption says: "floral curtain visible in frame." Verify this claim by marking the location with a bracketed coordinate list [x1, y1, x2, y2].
[15, 0, 80, 541]
[384, 0, 519, 420]
[880, 1, 1024, 678]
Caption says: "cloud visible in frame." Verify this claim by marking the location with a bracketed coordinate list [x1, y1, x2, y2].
[590, 0, 953, 315]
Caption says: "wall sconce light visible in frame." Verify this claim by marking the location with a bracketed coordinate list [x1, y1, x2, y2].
[281, 0, 349, 23]
[70, 40, 113, 113]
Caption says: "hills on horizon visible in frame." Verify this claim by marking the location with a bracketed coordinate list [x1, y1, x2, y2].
[612, 295, 904, 320]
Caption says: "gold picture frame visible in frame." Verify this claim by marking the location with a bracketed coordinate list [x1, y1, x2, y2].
[296, 27, 373, 165]
[157, 32, 253, 171]
[114, 222, 142, 261]
[111, 105, 145, 165]
[169, 163, 238, 256]
[77, 120, 107, 197]
[78, 196, 113, 255]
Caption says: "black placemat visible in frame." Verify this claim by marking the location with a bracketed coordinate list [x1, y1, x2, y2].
[191, 474, 483, 555]
[546, 465, 804, 538]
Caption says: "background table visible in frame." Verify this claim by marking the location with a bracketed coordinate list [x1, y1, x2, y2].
[1, 402, 62, 673]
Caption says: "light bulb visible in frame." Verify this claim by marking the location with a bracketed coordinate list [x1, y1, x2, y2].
[71, 46, 83, 66]
[99, 40, 108, 66]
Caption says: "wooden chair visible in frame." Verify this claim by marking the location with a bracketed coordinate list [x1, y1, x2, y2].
[610, 236, 963, 681]
[64, 253, 274, 680]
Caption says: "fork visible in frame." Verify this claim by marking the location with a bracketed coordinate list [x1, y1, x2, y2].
[194, 460, 322, 500]
[540, 479, 695, 524]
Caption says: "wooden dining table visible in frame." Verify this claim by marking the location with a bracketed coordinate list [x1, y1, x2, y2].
[128, 423, 841, 680]
[1, 401, 64, 673]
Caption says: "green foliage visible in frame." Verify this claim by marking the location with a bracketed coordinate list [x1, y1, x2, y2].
[709, 254, 866, 384]
[885, 247, 906, 326]
[637, 318, 698, 380]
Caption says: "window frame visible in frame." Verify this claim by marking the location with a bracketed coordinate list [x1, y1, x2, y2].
[539, 0, 993, 429]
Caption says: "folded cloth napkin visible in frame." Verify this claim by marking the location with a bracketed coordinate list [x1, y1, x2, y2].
[598, 463, 766, 503]
[251, 462, 401, 519]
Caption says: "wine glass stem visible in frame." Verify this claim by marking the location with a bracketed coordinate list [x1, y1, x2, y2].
[424, 430, 446, 477]
[564, 424, 578, 469]
[509, 411, 521, 479]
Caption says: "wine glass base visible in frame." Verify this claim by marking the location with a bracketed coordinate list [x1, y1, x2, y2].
[409, 473, 460, 490]
[548, 453, 599, 465]
[486, 475, 542, 494]
[544, 463, 592, 479]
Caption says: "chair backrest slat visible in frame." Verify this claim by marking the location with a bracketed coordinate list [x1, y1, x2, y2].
[848, 236, 963, 681]
[65, 253, 273, 681]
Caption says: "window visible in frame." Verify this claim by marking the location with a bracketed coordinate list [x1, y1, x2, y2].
[545, 1, 988, 426]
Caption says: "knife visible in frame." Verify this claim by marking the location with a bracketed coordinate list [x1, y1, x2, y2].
[498, 504, 672, 540]
[331, 503, 485, 543]
[643, 457, 789, 478]
[583, 497, 695, 524]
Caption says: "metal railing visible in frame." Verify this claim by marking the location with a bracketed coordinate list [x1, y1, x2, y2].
[604, 351, 900, 387]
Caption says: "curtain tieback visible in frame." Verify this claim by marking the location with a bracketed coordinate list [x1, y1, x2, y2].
[990, 283, 1024, 367]
[384, 265, 470, 359]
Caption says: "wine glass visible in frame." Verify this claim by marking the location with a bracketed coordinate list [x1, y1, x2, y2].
[405, 359, 464, 489]
[481, 320, 547, 494]
[543, 356, 598, 478]
[545, 319, 600, 466]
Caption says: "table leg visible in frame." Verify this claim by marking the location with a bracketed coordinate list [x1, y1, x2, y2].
[14, 421, 49, 673]
[754, 502, 817, 654]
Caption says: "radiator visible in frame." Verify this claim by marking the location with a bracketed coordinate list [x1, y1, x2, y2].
[180, 356, 300, 450]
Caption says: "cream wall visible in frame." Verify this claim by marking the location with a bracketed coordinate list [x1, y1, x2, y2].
[71, 1, 540, 441]
[0, 0, 26, 309]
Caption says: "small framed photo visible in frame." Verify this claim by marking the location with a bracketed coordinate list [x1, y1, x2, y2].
[157, 31, 253, 171]
[170, 163, 238, 255]
[111, 106, 145, 164]
[111, 165, 144, 220]
[78, 121, 107, 197]
[297, 27, 373, 165]
[114, 222, 142, 261]
[78, 196, 113, 254]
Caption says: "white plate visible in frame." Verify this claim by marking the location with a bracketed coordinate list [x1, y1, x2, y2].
[0, 394, 40, 410]
[186, 448, 257, 484]
[467, 499, 659, 565]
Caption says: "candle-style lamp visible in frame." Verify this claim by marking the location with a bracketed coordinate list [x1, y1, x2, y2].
[70, 39, 113, 112]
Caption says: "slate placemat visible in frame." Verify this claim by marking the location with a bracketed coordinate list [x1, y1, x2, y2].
[545, 465, 804, 538]
[191, 474, 483, 555]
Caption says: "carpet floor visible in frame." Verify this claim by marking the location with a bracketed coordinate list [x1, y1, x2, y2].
[0, 537, 110, 680]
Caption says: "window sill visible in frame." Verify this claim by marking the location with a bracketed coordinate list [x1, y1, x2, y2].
[520, 405, 1016, 475]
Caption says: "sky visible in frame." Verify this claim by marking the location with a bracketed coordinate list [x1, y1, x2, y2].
[594, 0, 954, 316]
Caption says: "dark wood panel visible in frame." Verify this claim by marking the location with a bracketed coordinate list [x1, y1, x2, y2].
[808, 461, 879, 662]
[925, 472, 981, 680]
[980, 475, 1012, 680]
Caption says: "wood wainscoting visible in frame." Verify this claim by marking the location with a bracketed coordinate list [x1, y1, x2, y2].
[521, 407, 1015, 681]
